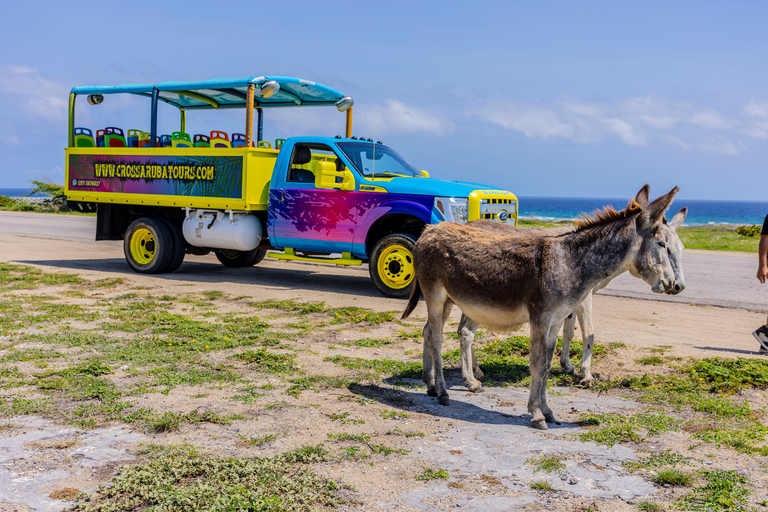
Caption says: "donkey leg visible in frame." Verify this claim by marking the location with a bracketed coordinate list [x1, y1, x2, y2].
[423, 293, 450, 405]
[527, 322, 552, 430]
[421, 324, 436, 396]
[471, 341, 484, 380]
[540, 323, 560, 424]
[560, 314, 576, 374]
[458, 315, 483, 393]
[577, 294, 595, 386]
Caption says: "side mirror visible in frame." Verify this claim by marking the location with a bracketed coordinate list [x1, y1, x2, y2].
[315, 161, 355, 191]
[420, 170, 430, 178]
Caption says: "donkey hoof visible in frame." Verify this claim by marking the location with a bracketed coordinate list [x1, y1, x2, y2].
[579, 376, 594, 387]
[530, 418, 549, 430]
[469, 384, 484, 394]
[437, 395, 450, 406]
[562, 364, 575, 375]
[426, 388, 438, 397]
[544, 412, 558, 423]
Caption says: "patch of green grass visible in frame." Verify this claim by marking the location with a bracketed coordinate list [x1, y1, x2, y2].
[240, 432, 280, 447]
[673, 469, 750, 511]
[526, 454, 565, 473]
[286, 374, 352, 397]
[683, 357, 768, 393]
[325, 355, 421, 379]
[200, 290, 226, 301]
[416, 467, 449, 481]
[637, 501, 664, 511]
[148, 364, 241, 390]
[0, 348, 64, 362]
[327, 307, 398, 325]
[529, 479, 554, 491]
[396, 328, 422, 340]
[623, 450, 690, 472]
[326, 411, 365, 425]
[653, 468, 693, 486]
[280, 444, 330, 464]
[578, 412, 680, 447]
[0, 262, 85, 291]
[393, 428, 425, 437]
[149, 410, 244, 433]
[234, 349, 297, 374]
[518, 219, 574, 229]
[71, 445, 345, 511]
[635, 356, 665, 365]
[678, 225, 760, 252]
[327, 432, 371, 443]
[0, 397, 51, 418]
[688, 423, 768, 456]
[380, 409, 409, 419]
[341, 337, 394, 348]
[338, 445, 368, 460]
[92, 278, 124, 288]
[20, 331, 109, 347]
[252, 298, 326, 315]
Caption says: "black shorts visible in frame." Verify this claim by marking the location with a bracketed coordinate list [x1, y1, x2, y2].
[763, 214, 768, 236]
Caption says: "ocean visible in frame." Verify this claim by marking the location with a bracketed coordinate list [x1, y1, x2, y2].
[1, 188, 765, 226]
[518, 196, 768, 226]
[0, 188, 50, 198]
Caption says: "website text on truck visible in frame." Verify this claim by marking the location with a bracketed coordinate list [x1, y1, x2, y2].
[65, 75, 518, 297]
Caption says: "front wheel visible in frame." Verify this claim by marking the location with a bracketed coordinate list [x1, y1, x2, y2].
[124, 218, 174, 274]
[215, 248, 267, 268]
[369, 233, 417, 298]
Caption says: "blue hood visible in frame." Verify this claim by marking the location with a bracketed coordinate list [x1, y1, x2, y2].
[360, 176, 503, 197]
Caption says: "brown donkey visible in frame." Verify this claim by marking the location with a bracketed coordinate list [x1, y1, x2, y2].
[402, 187, 682, 430]
[464, 186, 688, 386]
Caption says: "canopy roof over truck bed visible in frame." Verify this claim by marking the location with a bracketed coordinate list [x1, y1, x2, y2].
[71, 76, 347, 110]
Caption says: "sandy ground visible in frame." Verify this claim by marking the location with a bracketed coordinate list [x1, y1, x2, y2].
[1, 215, 767, 511]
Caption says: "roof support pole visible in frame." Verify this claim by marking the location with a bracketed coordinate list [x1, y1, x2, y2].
[68, 93, 76, 148]
[245, 84, 255, 147]
[150, 87, 159, 147]
[180, 109, 186, 133]
[257, 108, 263, 143]
[345, 107, 353, 138]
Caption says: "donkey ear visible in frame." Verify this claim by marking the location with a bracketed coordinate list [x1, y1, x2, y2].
[634, 184, 650, 207]
[640, 186, 679, 229]
[667, 207, 687, 230]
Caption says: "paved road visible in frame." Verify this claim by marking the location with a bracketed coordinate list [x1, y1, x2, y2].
[1, 211, 765, 312]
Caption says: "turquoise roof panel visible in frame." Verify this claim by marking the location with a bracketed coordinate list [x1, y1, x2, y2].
[71, 76, 346, 110]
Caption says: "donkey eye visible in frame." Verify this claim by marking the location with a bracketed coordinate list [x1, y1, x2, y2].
[659, 241, 666, 248]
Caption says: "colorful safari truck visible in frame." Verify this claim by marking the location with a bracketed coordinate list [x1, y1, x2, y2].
[65, 76, 518, 297]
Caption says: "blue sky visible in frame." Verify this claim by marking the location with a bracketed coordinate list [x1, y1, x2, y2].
[1, 0, 767, 200]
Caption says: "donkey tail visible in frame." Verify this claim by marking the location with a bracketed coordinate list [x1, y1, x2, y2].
[401, 279, 422, 320]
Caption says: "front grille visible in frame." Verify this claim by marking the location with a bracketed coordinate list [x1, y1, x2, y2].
[468, 190, 518, 225]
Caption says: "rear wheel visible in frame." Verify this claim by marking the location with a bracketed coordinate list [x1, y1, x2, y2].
[159, 218, 186, 273]
[215, 248, 267, 268]
[124, 218, 173, 274]
[369, 233, 417, 298]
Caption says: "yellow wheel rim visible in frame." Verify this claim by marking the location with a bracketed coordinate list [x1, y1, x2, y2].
[377, 244, 414, 290]
[130, 228, 156, 265]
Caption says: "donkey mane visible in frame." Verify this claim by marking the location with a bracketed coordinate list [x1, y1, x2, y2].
[575, 199, 642, 230]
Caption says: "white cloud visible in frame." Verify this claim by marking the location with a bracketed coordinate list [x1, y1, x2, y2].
[697, 136, 739, 155]
[601, 118, 646, 145]
[471, 94, 767, 155]
[0, 66, 68, 120]
[357, 99, 453, 136]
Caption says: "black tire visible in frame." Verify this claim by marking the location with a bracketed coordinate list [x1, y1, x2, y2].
[159, 218, 186, 273]
[369, 233, 417, 298]
[215, 248, 267, 268]
[123, 218, 174, 274]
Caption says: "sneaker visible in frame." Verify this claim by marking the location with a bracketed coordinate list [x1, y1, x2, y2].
[753, 326, 768, 351]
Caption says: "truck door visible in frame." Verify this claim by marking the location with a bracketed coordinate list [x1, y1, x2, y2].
[268, 143, 357, 254]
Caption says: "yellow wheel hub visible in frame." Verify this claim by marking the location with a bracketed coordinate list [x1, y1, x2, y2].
[130, 228, 156, 265]
[378, 244, 414, 289]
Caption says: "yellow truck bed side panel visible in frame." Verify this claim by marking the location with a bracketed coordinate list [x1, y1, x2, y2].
[65, 147, 277, 211]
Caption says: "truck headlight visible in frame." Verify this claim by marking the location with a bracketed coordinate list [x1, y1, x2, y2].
[434, 197, 469, 224]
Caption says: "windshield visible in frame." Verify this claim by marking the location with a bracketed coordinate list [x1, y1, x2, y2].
[336, 142, 421, 178]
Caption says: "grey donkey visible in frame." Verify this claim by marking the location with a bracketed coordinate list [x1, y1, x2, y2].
[465, 185, 688, 386]
[402, 186, 683, 430]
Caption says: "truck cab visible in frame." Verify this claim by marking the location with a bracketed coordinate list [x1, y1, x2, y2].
[64, 75, 518, 297]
